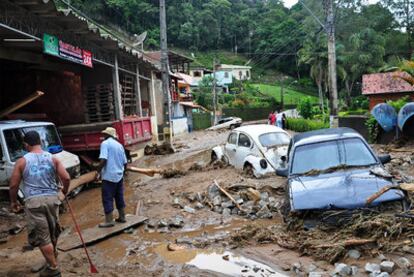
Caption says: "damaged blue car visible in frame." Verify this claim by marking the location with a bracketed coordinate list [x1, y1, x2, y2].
[276, 128, 405, 215]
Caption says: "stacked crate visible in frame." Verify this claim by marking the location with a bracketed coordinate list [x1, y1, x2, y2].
[120, 74, 137, 116]
[83, 84, 115, 123]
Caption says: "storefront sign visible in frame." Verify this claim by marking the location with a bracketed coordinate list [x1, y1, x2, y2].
[43, 33, 93, 68]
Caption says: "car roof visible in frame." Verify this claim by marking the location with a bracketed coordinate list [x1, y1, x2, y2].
[0, 120, 54, 131]
[292, 127, 363, 147]
[234, 124, 288, 141]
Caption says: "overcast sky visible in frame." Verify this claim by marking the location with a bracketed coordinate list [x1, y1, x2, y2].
[283, 0, 379, 8]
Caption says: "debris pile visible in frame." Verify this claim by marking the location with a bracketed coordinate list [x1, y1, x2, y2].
[231, 208, 414, 264]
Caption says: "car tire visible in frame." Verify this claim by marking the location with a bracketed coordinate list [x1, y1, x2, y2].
[230, 124, 236, 130]
[243, 163, 254, 177]
[281, 198, 291, 223]
[211, 151, 218, 162]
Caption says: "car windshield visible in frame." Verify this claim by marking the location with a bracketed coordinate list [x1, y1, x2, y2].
[291, 138, 377, 175]
[4, 125, 62, 162]
[259, 132, 290, 148]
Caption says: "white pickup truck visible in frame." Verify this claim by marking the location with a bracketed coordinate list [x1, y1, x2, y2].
[0, 120, 81, 197]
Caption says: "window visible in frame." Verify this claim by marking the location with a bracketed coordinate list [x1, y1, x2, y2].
[238, 133, 251, 148]
[4, 125, 62, 162]
[224, 72, 229, 78]
[193, 71, 201, 77]
[259, 132, 290, 148]
[291, 138, 377, 175]
[246, 71, 250, 78]
[238, 71, 242, 79]
[228, 133, 237, 144]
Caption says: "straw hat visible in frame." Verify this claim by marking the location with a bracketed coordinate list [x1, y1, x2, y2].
[101, 127, 118, 139]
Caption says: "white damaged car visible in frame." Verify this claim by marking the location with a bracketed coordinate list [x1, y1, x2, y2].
[211, 125, 291, 177]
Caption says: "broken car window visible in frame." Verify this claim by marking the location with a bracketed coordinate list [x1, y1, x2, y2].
[4, 125, 63, 162]
[228, 133, 238, 144]
[238, 133, 251, 148]
[259, 132, 290, 148]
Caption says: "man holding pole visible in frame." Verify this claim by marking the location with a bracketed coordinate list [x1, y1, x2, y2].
[96, 127, 128, 228]
[9, 131, 70, 277]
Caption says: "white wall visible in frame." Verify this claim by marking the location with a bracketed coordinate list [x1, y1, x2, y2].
[172, 117, 188, 136]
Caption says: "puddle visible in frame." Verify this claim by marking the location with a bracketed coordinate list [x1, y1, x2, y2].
[151, 244, 286, 277]
[188, 251, 287, 277]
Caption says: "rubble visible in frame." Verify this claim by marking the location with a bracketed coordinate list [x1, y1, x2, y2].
[379, 261, 395, 273]
[346, 249, 361, 260]
[183, 206, 196, 214]
[365, 263, 381, 274]
[200, 182, 279, 219]
[169, 216, 184, 228]
[333, 263, 352, 276]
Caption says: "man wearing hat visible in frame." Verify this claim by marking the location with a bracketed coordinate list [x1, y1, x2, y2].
[9, 131, 70, 277]
[96, 127, 128, 227]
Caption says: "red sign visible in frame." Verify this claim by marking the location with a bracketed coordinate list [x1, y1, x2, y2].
[43, 34, 93, 68]
[82, 50, 93, 68]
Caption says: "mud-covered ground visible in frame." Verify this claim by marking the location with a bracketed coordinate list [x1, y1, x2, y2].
[1, 129, 414, 276]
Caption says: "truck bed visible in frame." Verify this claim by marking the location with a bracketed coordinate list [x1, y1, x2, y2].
[59, 117, 152, 152]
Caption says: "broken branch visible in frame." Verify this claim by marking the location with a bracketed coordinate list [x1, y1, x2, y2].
[127, 166, 161, 177]
[214, 180, 245, 212]
[314, 239, 376, 248]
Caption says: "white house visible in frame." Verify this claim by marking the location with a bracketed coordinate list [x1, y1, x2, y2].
[217, 64, 252, 81]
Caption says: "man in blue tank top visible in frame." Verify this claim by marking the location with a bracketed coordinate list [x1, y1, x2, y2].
[9, 131, 70, 277]
[96, 127, 128, 228]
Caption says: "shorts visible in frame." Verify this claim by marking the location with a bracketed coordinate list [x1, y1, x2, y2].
[25, 195, 61, 247]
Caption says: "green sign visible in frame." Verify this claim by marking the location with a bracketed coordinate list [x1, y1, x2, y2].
[42, 33, 93, 68]
[43, 34, 59, 56]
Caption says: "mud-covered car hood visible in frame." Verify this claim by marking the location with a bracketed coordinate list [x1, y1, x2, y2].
[289, 167, 404, 211]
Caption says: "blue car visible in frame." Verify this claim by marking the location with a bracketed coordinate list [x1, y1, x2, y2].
[276, 128, 405, 216]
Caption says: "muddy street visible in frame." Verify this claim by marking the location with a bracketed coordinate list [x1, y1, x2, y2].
[1, 129, 414, 277]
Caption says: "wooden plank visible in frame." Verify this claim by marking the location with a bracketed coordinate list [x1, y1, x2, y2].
[58, 215, 148, 251]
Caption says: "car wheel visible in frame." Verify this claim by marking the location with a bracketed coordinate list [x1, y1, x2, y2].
[281, 198, 291, 223]
[230, 124, 236, 130]
[211, 151, 218, 162]
[243, 163, 254, 177]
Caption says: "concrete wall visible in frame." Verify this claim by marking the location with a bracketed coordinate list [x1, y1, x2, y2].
[338, 116, 369, 140]
[172, 117, 188, 136]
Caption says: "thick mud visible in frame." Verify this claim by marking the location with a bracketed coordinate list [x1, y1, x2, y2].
[1, 130, 414, 276]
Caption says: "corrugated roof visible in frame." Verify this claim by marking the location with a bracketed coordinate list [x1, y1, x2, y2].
[362, 72, 414, 95]
[3, 0, 157, 69]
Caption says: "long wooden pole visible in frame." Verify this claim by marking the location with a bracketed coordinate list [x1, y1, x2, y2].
[0, 91, 44, 119]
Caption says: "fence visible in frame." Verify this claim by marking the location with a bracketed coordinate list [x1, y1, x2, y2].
[222, 105, 288, 121]
[193, 112, 212, 130]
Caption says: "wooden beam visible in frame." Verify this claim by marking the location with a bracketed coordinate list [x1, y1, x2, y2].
[0, 91, 44, 119]
[58, 215, 148, 251]
[112, 54, 123, 120]
[136, 64, 143, 117]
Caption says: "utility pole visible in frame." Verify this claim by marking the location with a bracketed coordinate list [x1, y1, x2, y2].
[159, 0, 172, 141]
[300, 0, 339, 127]
[325, 0, 339, 127]
[212, 58, 218, 125]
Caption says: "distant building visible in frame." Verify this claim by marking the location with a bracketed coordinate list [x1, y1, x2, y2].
[217, 64, 252, 81]
[362, 72, 414, 109]
[189, 67, 213, 86]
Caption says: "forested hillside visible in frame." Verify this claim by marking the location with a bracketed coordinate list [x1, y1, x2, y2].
[67, 0, 413, 100]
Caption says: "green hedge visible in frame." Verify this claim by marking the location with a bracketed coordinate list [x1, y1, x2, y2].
[287, 118, 329, 132]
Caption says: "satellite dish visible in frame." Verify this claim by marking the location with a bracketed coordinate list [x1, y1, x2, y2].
[132, 31, 147, 47]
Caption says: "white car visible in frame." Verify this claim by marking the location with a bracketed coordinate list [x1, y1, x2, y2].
[211, 125, 291, 177]
[207, 117, 242, 131]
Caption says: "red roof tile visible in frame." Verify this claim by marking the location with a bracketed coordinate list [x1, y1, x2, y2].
[362, 72, 414, 95]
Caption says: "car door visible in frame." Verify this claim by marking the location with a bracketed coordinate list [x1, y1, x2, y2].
[234, 132, 253, 169]
[224, 132, 238, 165]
